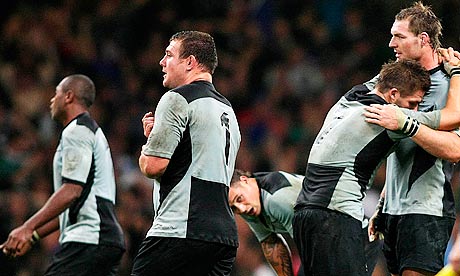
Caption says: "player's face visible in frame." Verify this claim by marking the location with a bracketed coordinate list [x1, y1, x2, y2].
[394, 89, 425, 110]
[389, 19, 423, 61]
[159, 39, 188, 89]
[50, 78, 68, 122]
[228, 178, 261, 216]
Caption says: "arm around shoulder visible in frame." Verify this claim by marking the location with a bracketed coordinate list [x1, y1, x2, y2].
[412, 125, 460, 163]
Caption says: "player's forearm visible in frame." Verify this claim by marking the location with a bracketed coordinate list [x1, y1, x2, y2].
[412, 125, 460, 162]
[36, 218, 59, 239]
[261, 234, 294, 276]
[138, 153, 169, 179]
[23, 184, 81, 231]
[439, 75, 460, 130]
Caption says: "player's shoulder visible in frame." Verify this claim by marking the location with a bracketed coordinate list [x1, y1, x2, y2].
[430, 66, 450, 86]
[172, 81, 232, 107]
[263, 190, 293, 217]
[278, 171, 304, 185]
[63, 113, 98, 140]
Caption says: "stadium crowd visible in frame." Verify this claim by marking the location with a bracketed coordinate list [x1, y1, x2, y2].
[0, 0, 459, 275]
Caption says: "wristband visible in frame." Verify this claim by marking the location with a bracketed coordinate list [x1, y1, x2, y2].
[376, 197, 384, 211]
[30, 230, 40, 245]
[400, 116, 420, 137]
[442, 58, 460, 77]
[443, 60, 460, 77]
[450, 67, 460, 77]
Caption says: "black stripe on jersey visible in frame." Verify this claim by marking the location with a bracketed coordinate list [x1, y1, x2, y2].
[96, 196, 125, 249]
[442, 166, 456, 217]
[407, 148, 456, 218]
[69, 154, 95, 224]
[296, 131, 395, 209]
[430, 65, 443, 75]
[407, 147, 437, 195]
[172, 81, 232, 107]
[187, 176, 238, 247]
[62, 177, 85, 186]
[159, 125, 192, 205]
[296, 163, 346, 209]
[254, 172, 291, 194]
[76, 112, 99, 133]
[344, 84, 387, 106]
[354, 131, 395, 199]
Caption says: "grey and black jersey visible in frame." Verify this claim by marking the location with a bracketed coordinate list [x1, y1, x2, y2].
[53, 112, 125, 249]
[295, 85, 440, 222]
[365, 66, 455, 218]
[241, 171, 303, 242]
[142, 81, 241, 247]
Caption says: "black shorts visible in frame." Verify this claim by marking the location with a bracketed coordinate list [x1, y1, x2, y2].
[293, 207, 369, 276]
[131, 237, 237, 276]
[383, 214, 455, 274]
[45, 242, 124, 276]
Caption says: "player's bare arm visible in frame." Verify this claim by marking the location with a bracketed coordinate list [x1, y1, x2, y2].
[261, 233, 294, 276]
[1, 184, 82, 257]
[139, 154, 169, 179]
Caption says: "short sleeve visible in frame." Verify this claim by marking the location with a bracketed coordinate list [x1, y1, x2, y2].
[142, 91, 189, 158]
[61, 128, 93, 185]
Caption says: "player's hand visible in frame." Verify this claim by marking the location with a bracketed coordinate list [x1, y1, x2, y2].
[1, 243, 11, 256]
[2, 226, 34, 258]
[368, 210, 386, 242]
[1, 242, 32, 258]
[368, 199, 386, 242]
[439, 47, 460, 77]
[142, 112, 154, 138]
[365, 104, 420, 136]
[364, 104, 405, 130]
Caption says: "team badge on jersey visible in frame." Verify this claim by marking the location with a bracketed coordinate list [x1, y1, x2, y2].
[63, 147, 82, 174]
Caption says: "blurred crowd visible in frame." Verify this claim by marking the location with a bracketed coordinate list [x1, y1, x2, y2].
[0, 0, 459, 275]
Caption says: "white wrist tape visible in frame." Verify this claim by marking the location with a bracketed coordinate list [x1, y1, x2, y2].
[401, 116, 420, 137]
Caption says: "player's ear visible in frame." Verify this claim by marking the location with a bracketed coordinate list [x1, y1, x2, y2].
[420, 32, 429, 46]
[64, 89, 75, 103]
[186, 55, 198, 70]
[389, 88, 400, 103]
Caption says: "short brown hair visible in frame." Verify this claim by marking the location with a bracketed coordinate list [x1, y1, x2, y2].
[376, 59, 431, 97]
[230, 169, 253, 187]
[395, 1, 442, 49]
[170, 31, 218, 74]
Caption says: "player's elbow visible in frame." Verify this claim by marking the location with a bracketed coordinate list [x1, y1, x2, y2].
[138, 154, 168, 179]
[446, 152, 460, 163]
[139, 158, 158, 178]
[445, 135, 460, 163]
[439, 147, 460, 163]
[139, 166, 157, 179]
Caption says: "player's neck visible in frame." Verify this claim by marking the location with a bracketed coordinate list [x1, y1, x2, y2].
[187, 71, 212, 84]
[63, 106, 88, 126]
[371, 89, 390, 103]
[419, 48, 440, 71]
